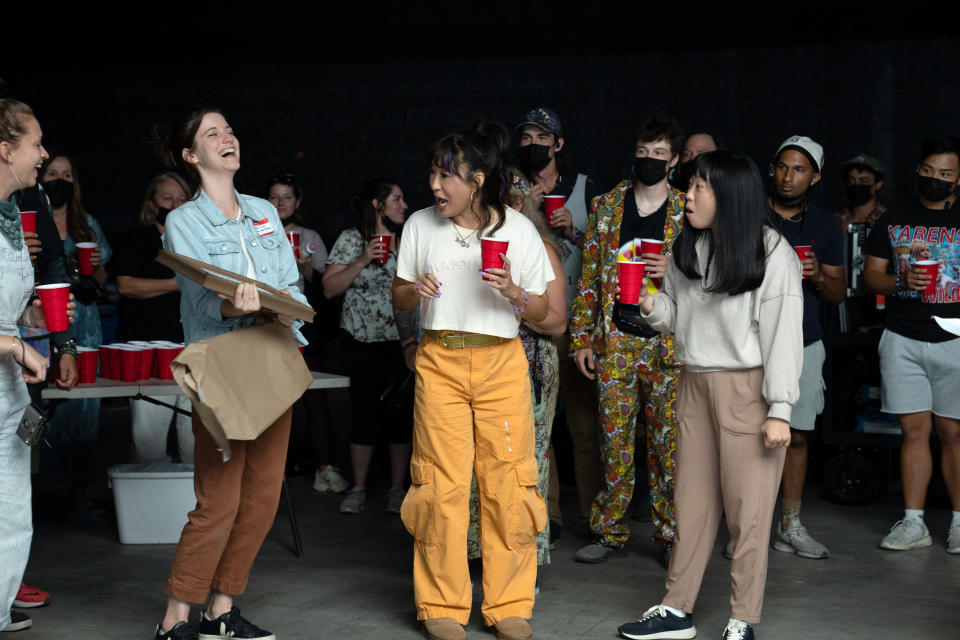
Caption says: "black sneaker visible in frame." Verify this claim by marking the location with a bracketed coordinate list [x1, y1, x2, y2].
[721, 619, 754, 640]
[155, 620, 199, 639]
[198, 607, 276, 640]
[618, 605, 695, 639]
[3, 612, 32, 632]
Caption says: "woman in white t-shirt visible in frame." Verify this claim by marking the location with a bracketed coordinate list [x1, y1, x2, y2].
[393, 124, 554, 640]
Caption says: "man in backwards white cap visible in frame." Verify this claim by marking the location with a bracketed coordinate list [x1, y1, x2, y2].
[749, 136, 845, 560]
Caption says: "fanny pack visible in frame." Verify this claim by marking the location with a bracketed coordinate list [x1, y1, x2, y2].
[612, 301, 658, 339]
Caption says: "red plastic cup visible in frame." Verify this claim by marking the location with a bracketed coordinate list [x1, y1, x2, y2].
[618, 261, 647, 305]
[76, 347, 99, 384]
[543, 195, 566, 227]
[75, 242, 98, 275]
[20, 211, 37, 234]
[373, 234, 390, 264]
[794, 245, 812, 279]
[36, 283, 71, 332]
[286, 230, 301, 259]
[154, 346, 179, 380]
[98, 346, 112, 379]
[637, 238, 665, 257]
[914, 260, 938, 296]
[480, 237, 510, 271]
[298, 346, 305, 355]
[132, 344, 155, 380]
[118, 347, 143, 382]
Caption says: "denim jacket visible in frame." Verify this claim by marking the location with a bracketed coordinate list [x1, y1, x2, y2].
[163, 190, 308, 345]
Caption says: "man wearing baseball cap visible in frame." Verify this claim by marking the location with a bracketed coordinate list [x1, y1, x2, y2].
[516, 107, 600, 548]
[834, 153, 887, 232]
[757, 135, 845, 560]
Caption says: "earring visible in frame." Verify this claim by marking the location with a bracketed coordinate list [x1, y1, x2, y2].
[470, 191, 476, 203]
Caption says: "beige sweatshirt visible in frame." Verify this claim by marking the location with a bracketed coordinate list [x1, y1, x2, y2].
[643, 227, 804, 422]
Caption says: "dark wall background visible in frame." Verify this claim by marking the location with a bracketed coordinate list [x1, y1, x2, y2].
[5, 8, 960, 252]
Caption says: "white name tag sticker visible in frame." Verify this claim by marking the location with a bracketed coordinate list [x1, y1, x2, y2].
[252, 218, 275, 237]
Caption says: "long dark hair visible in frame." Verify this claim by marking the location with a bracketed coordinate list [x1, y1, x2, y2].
[673, 151, 778, 295]
[153, 106, 224, 198]
[41, 153, 95, 243]
[430, 122, 509, 237]
[351, 178, 399, 242]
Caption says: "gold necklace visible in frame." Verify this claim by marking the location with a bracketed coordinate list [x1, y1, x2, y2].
[452, 221, 477, 248]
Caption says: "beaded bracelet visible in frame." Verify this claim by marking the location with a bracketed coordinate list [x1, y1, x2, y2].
[512, 287, 529, 314]
[56, 339, 79, 360]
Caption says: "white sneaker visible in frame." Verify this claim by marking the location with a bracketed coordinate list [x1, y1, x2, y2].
[879, 518, 933, 550]
[313, 466, 349, 494]
[947, 520, 960, 555]
[773, 518, 830, 559]
[339, 487, 366, 514]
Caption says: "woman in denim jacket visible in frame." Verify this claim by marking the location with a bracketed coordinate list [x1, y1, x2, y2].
[154, 107, 307, 640]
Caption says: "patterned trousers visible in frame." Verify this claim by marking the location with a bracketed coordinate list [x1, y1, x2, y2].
[589, 335, 679, 547]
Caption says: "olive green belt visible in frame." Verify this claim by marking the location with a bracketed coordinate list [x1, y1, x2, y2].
[424, 329, 504, 350]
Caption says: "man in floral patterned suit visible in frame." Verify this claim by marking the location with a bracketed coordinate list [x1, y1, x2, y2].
[571, 115, 685, 568]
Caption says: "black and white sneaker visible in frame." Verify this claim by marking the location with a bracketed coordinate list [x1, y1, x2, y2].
[3, 611, 32, 632]
[198, 607, 276, 640]
[721, 619, 754, 640]
[618, 605, 696, 639]
[155, 620, 199, 639]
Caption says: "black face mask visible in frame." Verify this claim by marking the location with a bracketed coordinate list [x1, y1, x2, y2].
[518, 144, 553, 174]
[917, 175, 956, 203]
[634, 157, 669, 187]
[669, 160, 695, 192]
[155, 207, 172, 226]
[42, 178, 74, 209]
[846, 184, 874, 206]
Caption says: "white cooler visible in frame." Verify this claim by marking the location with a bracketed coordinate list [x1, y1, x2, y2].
[107, 463, 196, 544]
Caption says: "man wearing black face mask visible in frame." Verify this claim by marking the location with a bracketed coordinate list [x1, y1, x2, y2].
[760, 135, 845, 562]
[834, 154, 886, 233]
[516, 107, 599, 546]
[668, 132, 717, 192]
[864, 135, 960, 555]
[571, 115, 685, 567]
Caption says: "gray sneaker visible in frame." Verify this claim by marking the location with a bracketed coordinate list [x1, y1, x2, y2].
[879, 518, 933, 550]
[574, 540, 627, 563]
[385, 487, 406, 514]
[773, 518, 830, 559]
[947, 521, 960, 555]
[339, 487, 366, 514]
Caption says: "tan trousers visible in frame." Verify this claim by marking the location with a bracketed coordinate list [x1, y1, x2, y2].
[401, 338, 546, 625]
[166, 407, 292, 603]
[662, 368, 786, 624]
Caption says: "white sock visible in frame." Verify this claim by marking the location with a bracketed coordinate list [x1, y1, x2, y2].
[663, 605, 686, 618]
[202, 611, 213, 621]
[904, 509, 924, 522]
[728, 618, 748, 628]
[952, 511, 960, 525]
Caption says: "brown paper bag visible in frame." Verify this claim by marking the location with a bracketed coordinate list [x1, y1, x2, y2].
[171, 321, 312, 459]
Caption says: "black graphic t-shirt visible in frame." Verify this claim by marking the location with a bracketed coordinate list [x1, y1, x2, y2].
[864, 201, 960, 342]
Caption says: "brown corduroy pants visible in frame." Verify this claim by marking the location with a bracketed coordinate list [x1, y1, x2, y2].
[166, 407, 292, 603]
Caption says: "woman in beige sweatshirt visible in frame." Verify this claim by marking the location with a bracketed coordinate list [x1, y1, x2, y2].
[618, 151, 803, 640]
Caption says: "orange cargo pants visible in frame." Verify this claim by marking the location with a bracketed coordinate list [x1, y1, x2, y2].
[401, 337, 546, 626]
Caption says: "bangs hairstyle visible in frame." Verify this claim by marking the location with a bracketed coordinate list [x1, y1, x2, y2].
[633, 114, 685, 158]
[919, 135, 960, 164]
[672, 151, 778, 295]
[429, 122, 509, 237]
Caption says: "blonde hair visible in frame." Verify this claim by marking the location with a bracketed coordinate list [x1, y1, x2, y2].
[140, 172, 191, 225]
[0, 99, 35, 147]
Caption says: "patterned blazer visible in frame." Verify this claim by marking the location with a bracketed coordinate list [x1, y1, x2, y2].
[570, 180, 686, 356]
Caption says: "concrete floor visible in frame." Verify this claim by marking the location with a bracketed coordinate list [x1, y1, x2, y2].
[18, 480, 960, 640]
